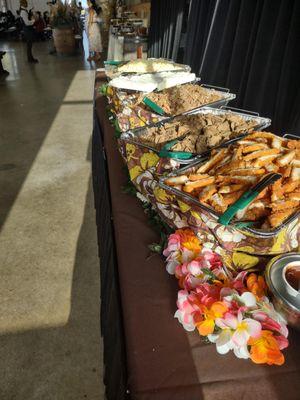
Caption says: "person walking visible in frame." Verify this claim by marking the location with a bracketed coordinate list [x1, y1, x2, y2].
[86, 0, 102, 62]
[20, 0, 38, 63]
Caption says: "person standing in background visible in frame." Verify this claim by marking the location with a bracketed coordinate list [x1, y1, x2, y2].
[34, 11, 46, 41]
[77, 2, 83, 14]
[86, 0, 102, 62]
[19, 0, 38, 63]
[43, 11, 50, 26]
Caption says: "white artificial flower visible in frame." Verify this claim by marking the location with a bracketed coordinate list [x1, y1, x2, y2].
[174, 310, 195, 331]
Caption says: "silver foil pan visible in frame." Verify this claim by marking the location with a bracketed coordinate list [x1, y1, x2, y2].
[105, 58, 191, 79]
[158, 134, 300, 236]
[120, 106, 272, 164]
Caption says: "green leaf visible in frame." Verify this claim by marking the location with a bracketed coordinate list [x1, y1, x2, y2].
[202, 268, 217, 281]
[148, 243, 162, 254]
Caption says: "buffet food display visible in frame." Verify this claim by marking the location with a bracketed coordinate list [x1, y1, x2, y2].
[100, 57, 300, 366]
[104, 59, 236, 131]
[117, 58, 186, 73]
[133, 108, 270, 152]
[145, 84, 224, 115]
[164, 132, 300, 229]
[106, 58, 190, 78]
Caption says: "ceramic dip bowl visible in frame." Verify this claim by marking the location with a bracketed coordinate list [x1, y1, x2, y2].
[265, 253, 300, 329]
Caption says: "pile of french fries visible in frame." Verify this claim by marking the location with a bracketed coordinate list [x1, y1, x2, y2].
[165, 132, 300, 229]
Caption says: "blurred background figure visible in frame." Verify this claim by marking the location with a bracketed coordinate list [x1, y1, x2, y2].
[0, 51, 9, 77]
[43, 11, 50, 26]
[6, 10, 16, 27]
[77, 2, 83, 14]
[86, 0, 102, 62]
[15, 9, 23, 36]
[0, 9, 16, 31]
[34, 11, 46, 41]
[19, 0, 38, 63]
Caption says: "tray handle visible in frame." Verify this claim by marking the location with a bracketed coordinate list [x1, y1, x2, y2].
[283, 133, 300, 140]
[201, 83, 230, 93]
[220, 105, 259, 117]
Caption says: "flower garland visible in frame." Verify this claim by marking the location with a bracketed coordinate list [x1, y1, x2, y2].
[163, 228, 289, 365]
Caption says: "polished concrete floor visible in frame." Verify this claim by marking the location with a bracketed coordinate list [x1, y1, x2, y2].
[0, 37, 104, 399]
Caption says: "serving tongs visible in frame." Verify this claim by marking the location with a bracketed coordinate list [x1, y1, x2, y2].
[104, 60, 123, 66]
[158, 137, 195, 160]
[158, 132, 249, 161]
[142, 97, 166, 116]
[218, 173, 282, 227]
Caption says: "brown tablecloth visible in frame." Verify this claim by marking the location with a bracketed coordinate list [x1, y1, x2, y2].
[93, 82, 300, 400]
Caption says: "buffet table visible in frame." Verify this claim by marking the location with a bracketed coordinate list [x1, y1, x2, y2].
[93, 75, 300, 400]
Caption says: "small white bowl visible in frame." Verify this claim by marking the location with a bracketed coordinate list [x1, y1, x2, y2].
[282, 261, 300, 298]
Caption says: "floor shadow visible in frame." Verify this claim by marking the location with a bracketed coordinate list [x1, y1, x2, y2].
[0, 168, 104, 400]
[0, 38, 92, 231]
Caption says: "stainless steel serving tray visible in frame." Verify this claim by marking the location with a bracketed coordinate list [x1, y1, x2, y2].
[158, 133, 300, 236]
[105, 58, 191, 79]
[109, 77, 201, 95]
[114, 81, 235, 110]
[120, 106, 272, 164]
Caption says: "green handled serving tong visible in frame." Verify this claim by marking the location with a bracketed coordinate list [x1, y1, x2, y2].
[218, 173, 282, 227]
[143, 97, 166, 116]
[158, 132, 249, 161]
[158, 138, 195, 160]
[104, 60, 123, 66]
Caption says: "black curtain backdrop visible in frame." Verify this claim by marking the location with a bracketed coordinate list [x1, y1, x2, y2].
[185, 0, 300, 134]
[148, 0, 300, 134]
[148, 0, 186, 61]
[183, 0, 217, 73]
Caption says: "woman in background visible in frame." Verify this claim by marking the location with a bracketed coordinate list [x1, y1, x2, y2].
[19, 0, 38, 63]
[86, 0, 102, 62]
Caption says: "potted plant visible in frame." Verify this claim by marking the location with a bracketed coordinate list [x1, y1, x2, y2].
[51, 1, 76, 55]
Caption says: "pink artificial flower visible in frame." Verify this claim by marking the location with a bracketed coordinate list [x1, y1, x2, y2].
[188, 259, 206, 275]
[216, 311, 262, 347]
[175, 284, 222, 331]
[194, 283, 221, 308]
[162, 233, 181, 257]
[174, 250, 230, 290]
[175, 259, 210, 290]
[231, 271, 248, 293]
[252, 311, 288, 338]
[163, 230, 202, 275]
[221, 289, 257, 310]
[175, 290, 203, 331]
[274, 334, 289, 350]
[201, 249, 223, 268]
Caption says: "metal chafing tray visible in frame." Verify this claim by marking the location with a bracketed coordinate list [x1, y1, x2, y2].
[158, 133, 300, 235]
[108, 77, 201, 95]
[167, 82, 236, 114]
[112, 81, 236, 111]
[105, 58, 191, 79]
[120, 106, 272, 164]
